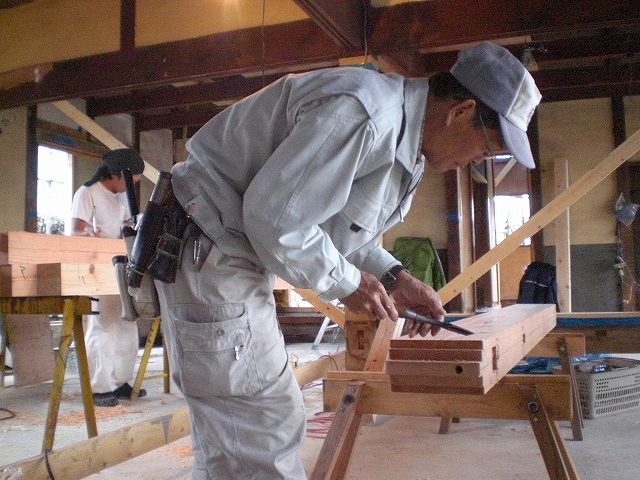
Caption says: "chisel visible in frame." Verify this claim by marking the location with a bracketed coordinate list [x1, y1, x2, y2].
[398, 307, 474, 336]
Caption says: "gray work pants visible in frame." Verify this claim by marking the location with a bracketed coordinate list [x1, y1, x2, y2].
[155, 238, 307, 480]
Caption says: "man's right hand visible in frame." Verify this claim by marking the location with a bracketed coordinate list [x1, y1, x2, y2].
[339, 271, 399, 322]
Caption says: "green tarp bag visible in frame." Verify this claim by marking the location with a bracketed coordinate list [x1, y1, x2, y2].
[391, 236, 446, 290]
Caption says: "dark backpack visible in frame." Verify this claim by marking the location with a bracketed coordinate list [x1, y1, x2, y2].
[517, 261, 558, 309]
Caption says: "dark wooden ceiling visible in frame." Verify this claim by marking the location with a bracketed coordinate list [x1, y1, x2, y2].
[1, 0, 639, 134]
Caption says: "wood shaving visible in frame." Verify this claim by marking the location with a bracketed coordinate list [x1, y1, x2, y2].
[167, 443, 192, 458]
[57, 405, 143, 425]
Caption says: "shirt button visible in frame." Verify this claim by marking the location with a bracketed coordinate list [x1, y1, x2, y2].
[216, 328, 225, 336]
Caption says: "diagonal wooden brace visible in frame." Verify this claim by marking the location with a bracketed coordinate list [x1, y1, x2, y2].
[310, 381, 366, 480]
[525, 387, 580, 480]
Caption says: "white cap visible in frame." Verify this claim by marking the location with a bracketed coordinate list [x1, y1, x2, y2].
[450, 42, 542, 169]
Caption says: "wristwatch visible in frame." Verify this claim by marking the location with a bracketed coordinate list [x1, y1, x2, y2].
[380, 264, 408, 293]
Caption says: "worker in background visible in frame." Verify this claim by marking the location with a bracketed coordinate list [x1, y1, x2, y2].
[153, 42, 541, 479]
[70, 148, 147, 407]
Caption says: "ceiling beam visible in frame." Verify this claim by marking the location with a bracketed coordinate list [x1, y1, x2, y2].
[0, 19, 346, 109]
[86, 74, 286, 117]
[293, 0, 366, 50]
[369, 0, 640, 53]
[135, 106, 225, 131]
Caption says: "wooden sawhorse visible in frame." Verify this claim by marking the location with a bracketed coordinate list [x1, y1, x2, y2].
[0, 297, 168, 452]
[131, 316, 170, 401]
[314, 372, 578, 480]
[438, 332, 586, 441]
[0, 296, 95, 452]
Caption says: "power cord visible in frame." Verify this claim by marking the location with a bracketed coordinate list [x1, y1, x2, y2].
[0, 407, 16, 421]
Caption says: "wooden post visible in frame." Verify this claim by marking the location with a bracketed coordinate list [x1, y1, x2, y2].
[554, 158, 571, 312]
[438, 126, 640, 306]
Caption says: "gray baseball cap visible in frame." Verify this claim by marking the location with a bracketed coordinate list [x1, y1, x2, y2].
[450, 42, 542, 169]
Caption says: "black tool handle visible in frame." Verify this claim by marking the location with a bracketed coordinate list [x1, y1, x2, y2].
[122, 168, 139, 223]
[399, 307, 474, 336]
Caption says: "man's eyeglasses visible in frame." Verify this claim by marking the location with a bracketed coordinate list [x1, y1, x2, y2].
[479, 114, 512, 163]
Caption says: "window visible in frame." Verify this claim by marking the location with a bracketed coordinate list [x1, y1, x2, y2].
[494, 194, 531, 245]
[37, 146, 72, 235]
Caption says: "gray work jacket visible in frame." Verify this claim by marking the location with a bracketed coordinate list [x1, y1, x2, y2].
[172, 67, 429, 302]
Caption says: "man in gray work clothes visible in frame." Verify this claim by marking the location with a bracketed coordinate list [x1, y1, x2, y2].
[153, 42, 541, 479]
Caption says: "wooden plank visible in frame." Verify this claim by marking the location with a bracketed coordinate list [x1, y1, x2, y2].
[294, 288, 346, 329]
[51, 100, 160, 183]
[8, 231, 125, 265]
[11, 263, 120, 297]
[58, 263, 120, 296]
[386, 305, 556, 394]
[385, 358, 482, 377]
[323, 371, 571, 420]
[391, 305, 555, 350]
[309, 382, 366, 480]
[0, 407, 190, 480]
[11, 263, 38, 296]
[363, 316, 396, 372]
[554, 158, 572, 312]
[438, 126, 640, 305]
[292, 350, 345, 388]
[388, 347, 484, 362]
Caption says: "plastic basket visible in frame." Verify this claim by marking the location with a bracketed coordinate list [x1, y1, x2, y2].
[574, 357, 640, 419]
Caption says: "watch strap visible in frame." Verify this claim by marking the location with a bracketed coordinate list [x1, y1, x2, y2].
[380, 264, 408, 293]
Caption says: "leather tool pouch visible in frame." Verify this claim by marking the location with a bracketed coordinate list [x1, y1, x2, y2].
[127, 171, 208, 288]
[146, 201, 201, 283]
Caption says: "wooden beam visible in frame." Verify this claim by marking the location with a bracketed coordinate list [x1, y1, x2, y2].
[323, 371, 571, 420]
[8, 231, 125, 265]
[386, 304, 556, 394]
[310, 382, 366, 480]
[293, 288, 346, 329]
[494, 158, 517, 186]
[554, 158, 571, 312]
[438, 126, 640, 305]
[0, 20, 343, 109]
[51, 101, 160, 183]
[10, 263, 120, 297]
[86, 74, 286, 117]
[369, 0, 640, 53]
[292, 350, 345, 387]
[0, 408, 190, 480]
[293, 0, 365, 50]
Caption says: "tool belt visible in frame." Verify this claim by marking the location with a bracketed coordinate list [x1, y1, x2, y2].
[126, 171, 204, 288]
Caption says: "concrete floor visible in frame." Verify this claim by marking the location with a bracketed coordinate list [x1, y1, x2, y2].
[2, 342, 640, 480]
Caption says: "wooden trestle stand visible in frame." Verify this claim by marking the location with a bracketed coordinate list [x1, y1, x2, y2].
[311, 305, 582, 480]
[0, 231, 169, 453]
[309, 125, 640, 479]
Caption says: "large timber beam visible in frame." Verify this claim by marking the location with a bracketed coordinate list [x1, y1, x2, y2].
[369, 0, 640, 53]
[0, 19, 344, 109]
[3, 1, 640, 110]
[0, 408, 190, 480]
[293, 0, 366, 50]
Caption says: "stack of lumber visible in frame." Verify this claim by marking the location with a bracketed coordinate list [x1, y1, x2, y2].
[2, 231, 126, 297]
[386, 304, 556, 395]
